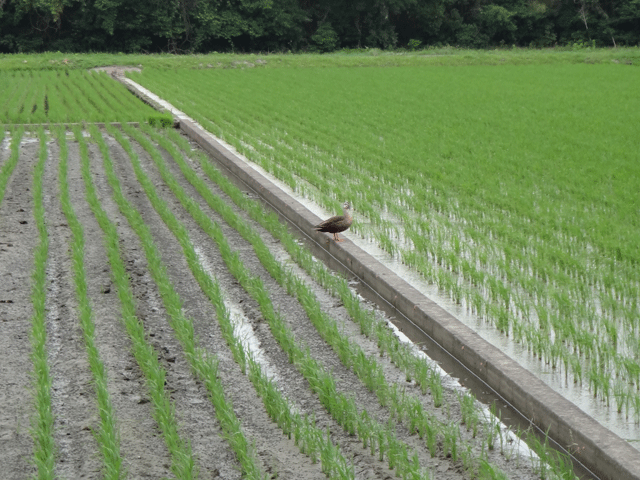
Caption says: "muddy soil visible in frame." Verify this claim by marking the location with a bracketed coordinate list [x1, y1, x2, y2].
[0, 128, 543, 479]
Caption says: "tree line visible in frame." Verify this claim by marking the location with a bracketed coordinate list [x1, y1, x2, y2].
[1, 0, 638, 54]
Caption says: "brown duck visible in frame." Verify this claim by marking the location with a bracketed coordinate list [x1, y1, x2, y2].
[314, 201, 353, 242]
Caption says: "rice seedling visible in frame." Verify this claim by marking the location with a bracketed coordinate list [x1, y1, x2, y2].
[442, 421, 460, 461]
[484, 404, 502, 452]
[458, 391, 481, 438]
[613, 380, 628, 415]
[29, 127, 55, 479]
[0, 127, 23, 205]
[526, 428, 576, 480]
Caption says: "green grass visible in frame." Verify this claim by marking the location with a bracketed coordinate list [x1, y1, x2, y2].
[0, 47, 639, 73]
[130, 61, 640, 416]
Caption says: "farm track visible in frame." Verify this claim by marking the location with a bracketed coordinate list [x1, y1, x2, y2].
[0, 127, 549, 480]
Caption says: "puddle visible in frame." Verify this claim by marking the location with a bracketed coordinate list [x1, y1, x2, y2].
[194, 246, 280, 382]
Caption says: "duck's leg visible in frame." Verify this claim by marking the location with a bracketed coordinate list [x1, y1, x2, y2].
[334, 233, 344, 242]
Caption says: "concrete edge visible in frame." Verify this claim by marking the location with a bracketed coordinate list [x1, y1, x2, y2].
[178, 118, 640, 480]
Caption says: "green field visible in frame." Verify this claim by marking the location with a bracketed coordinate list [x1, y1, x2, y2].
[130, 61, 640, 418]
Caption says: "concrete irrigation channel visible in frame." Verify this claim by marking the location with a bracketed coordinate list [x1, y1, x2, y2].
[112, 71, 640, 480]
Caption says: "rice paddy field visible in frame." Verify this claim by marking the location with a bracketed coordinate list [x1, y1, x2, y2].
[127, 61, 640, 439]
[0, 59, 587, 480]
[0, 50, 638, 479]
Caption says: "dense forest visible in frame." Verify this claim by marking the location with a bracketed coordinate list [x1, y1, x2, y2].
[1, 0, 639, 53]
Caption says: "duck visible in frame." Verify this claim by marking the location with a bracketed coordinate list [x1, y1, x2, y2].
[314, 201, 353, 242]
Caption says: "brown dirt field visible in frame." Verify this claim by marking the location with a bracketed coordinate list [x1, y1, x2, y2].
[0, 128, 544, 479]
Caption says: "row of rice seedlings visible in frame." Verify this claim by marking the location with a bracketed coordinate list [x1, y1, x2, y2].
[153, 125, 578, 479]
[54, 127, 124, 479]
[68, 72, 141, 123]
[120, 125, 439, 479]
[54, 77, 93, 124]
[12, 71, 48, 124]
[92, 124, 267, 479]
[72, 126, 197, 479]
[30, 127, 56, 479]
[41, 83, 67, 125]
[66, 72, 105, 121]
[109, 123, 354, 479]
[0, 127, 23, 204]
[135, 125, 539, 479]
[85, 72, 153, 122]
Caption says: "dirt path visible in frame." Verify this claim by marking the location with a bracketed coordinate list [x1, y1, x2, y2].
[0, 127, 545, 480]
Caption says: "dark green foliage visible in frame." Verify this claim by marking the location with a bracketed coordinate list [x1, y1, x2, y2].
[0, 0, 638, 52]
[311, 22, 339, 52]
[147, 114, 174, 128]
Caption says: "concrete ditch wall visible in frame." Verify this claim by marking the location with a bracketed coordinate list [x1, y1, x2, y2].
[113, 74, 640, 480]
